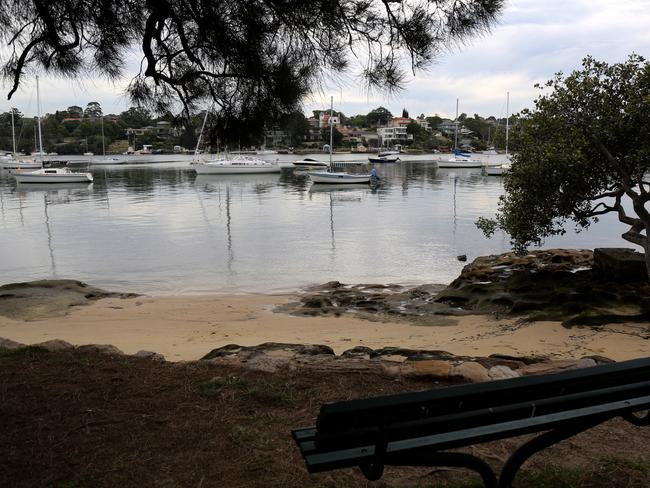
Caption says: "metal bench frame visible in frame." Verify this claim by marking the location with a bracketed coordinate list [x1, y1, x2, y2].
[292, 358, 650, 488]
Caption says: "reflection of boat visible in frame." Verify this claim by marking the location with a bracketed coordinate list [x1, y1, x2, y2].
[368, 154, 400, 163]
[309, 171, 371, 184]
[15, 167, 94, 183]
[14, 181, 93, 192]
[308, 183, 370, 192]
[193, 156, 281, 174]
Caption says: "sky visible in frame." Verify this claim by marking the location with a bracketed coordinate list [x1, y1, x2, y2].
[4, 0, 650, 120]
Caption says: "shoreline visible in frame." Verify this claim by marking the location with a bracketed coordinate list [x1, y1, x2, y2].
[2, 292, 649, 362]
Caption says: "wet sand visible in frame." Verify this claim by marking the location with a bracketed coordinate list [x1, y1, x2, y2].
[2, 294, 650, 361]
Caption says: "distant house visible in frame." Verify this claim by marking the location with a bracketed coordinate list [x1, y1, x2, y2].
[319, 113, 341, 128]
[438, 119, 457, 135]
[377, 126, 413, 145]
[125, 121, 178, 140]
[415, 116, 430, 131]
[389, 116, 412, 128]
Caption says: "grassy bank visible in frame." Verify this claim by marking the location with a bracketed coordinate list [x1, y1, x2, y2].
[1, 347, 649, 487]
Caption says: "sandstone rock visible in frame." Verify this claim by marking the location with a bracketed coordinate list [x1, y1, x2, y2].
[0, 337, 25, 350]
[451, 362, 490, 383]
[245, 355, 291, 373]
[34, 339, 74, 352]
[594, 248, 648, 282]
[488, 365, 520, 380]
[76, 344, 124, 355]
[134, 350, 165, 361]
[201, 342, 334, 361]
[401, 359, 451, 380]
[575, 358, 597, 369]
[294, 356, 384, 375]
[519, 360, 584, 376]
[341, 346, 374, 359]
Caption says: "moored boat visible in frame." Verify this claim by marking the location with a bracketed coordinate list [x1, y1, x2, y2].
[193, 156, 281, 174]
[368, 154, 400, 163]
[309, 171, 371, 184]
[437, 157, 484, 168]
[14, 167, 94, 183]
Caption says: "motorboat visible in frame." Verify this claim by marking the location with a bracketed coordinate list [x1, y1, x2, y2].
[378, 148, 400, 157]
[193, 156, 281, 174]
[309, 170, 371, 184]
[483, 164, 510, 176]
[90, 156, 127, 165]
[0, 156, 42, 170]
[291, 158, 329, 169]
[14, 167, 94, 183]
[436, 156, 484, 168]
[368, 154, 400, 163]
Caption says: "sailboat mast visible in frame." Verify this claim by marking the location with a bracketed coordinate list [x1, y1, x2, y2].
[101, 115, 106, 156]
[505, 91, 510, 157]
[194, 106, 210, 159]
[454, 98, 459, 150]
[10, 108, 16, 155]
[36, 75, 44, 158]
[329, 96, 333, 166]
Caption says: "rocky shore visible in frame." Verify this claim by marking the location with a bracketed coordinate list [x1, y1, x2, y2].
[280, 248, 650, 326]
[0, 336, 610, 384]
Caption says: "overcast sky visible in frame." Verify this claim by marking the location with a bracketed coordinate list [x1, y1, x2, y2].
[4, 0, 650, 119]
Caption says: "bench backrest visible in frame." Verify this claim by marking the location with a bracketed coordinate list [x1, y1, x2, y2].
[314, 358, 650, 450]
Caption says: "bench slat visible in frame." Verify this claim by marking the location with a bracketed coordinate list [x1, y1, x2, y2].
[304, 394, 650, 472]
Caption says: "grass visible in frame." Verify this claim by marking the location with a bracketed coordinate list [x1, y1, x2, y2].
[197, 374, 300, 406]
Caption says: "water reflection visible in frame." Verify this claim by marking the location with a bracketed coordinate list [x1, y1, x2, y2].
[0, 160, 631, 294]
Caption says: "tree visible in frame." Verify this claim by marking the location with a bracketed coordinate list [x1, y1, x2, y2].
[402, 108, 409, 118]
[366, 107, 393, 127]
[426, 115, 443, 128]
[321, 127, 343, 147]
[349, 114, 368, 128]
[1, 1, 502, 142]
[66, 105, 83, 118]
[84, 101, 103, 118]
[477, 55, 650, 277]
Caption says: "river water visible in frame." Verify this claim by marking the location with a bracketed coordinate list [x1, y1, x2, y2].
[0, 154, 627, 294]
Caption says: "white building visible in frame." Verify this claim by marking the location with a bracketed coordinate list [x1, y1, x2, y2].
[377, 126, 413, 145]
[319, 113, 341, 128]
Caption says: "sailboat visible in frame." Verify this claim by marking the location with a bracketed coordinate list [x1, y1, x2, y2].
[89, 115, 126, 165]
[14, 76, 93, 183]
[192, 108, 281, 174]
[0, 108, 42, 170]
[309, 97, 372, 184]
[484, 92, 512, 176]
[437, 99, 484, 169]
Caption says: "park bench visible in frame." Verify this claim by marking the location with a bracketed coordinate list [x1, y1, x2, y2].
[292, 357, 650, 487]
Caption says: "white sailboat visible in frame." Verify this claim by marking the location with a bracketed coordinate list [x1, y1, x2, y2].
[191, 106, 281, 174]
[89, 115, 126, 165]
[0, 108, 41, 170]
[484, 92, 512, 176]
[310, 97, 372, 184]
[14, 76, 93, 184]
[437, 99, 484, 169]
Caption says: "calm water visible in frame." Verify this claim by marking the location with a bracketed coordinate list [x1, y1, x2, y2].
[0, 154, 627, 294]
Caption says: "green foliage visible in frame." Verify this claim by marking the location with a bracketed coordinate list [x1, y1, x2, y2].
[366, 106, 393, 127]
[349, 114, 368, 128]
[477, 54, 650, 267]
[321, 127, 343, 146]
[0, 0, 503, 142]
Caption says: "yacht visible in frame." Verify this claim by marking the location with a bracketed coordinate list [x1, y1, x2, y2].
[14, 167, 93, 183]
[193, 155, 281, 174]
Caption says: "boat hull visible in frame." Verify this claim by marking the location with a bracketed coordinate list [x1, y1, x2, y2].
[309, 171, 371, 184]
[437, 159, 484, 168]
[368, 156, 399, 163]
[193, 164, 281, 174]
[14, 172, 93, 183]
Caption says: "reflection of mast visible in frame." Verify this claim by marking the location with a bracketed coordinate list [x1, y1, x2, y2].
[329, 192, 336, 252]
[43, 194, 57, 276]
[225, 186, 234, 273]
[452, 175, 458, 239]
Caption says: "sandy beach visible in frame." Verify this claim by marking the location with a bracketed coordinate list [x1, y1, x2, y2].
[1, 293, 649, 361]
